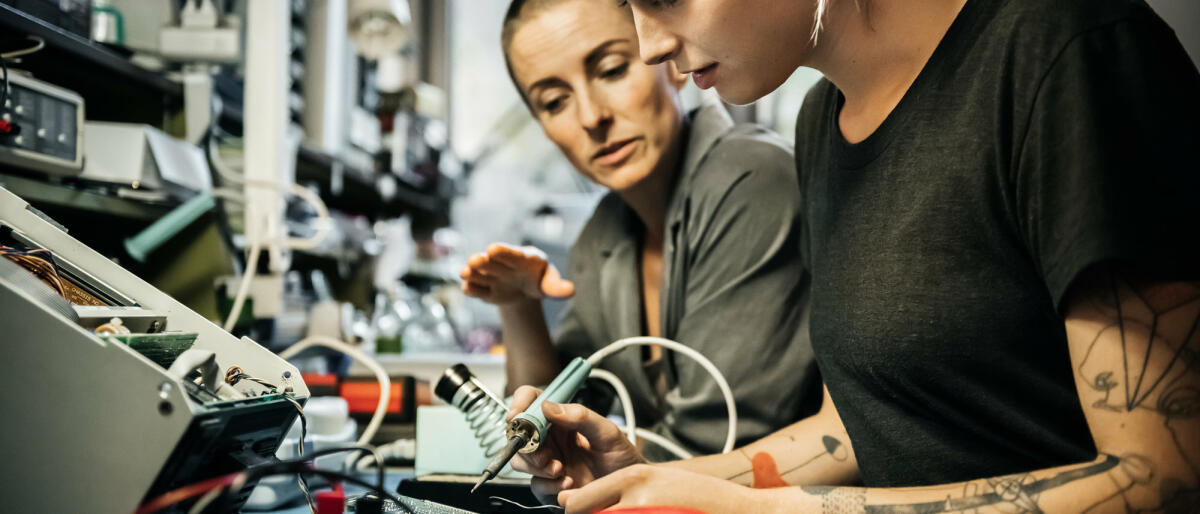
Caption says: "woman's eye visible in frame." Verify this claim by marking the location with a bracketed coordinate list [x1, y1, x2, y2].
[542, 97, 565, 113]
[600, 64, 629, 79]
[620, 0, 676, 8]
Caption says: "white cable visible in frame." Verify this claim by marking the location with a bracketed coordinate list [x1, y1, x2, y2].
[1, 36, 45, 59]
[281, 183, 332, 251]
[187, 485, 224, 514]
[208, 136, 333, 250]
[589, 364, 696, 459]
[586, 336, 738, 454]
[222, 235, 262, 332]
[279, 336, 390, 447]
[588, 369, 636, 445]
[635, 428, 694, 461]
[207, 136, 246, 185]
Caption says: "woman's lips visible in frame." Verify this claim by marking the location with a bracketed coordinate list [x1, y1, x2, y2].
[593, 138, 639, 166]
[691, 63, 719, 89]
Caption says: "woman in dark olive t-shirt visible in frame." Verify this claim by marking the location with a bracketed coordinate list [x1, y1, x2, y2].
[501, 0, 1200, 511]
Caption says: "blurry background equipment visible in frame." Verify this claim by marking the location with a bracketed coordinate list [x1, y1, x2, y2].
[0, 67, 85, 176]
[348, 0, 412, 60]
[0, 185, 310, 513]
[80, 121, 212, 199]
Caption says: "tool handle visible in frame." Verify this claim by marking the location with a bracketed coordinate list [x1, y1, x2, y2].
[515, 357, 591, 445]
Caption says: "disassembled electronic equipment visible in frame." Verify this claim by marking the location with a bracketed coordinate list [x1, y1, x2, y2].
[0, 70, 85, 175]
[472, 357, 592, 493]
[0, 186, 309, 513]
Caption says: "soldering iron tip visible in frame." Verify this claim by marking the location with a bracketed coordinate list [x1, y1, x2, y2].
[471, 473, 488, 494]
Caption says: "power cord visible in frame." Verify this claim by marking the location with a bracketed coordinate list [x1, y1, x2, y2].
[585, 336, 738, 457]
[278, 336, 392, 448]
[283, 394, 317, 514]
[136, 446, 400, 514]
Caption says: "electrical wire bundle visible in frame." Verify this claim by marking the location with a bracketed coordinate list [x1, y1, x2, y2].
[0, 244, 67, 297]
[133, 446, 408, 514]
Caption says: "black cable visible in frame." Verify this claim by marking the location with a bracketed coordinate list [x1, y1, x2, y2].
[263, 467, 413, 513]
[284, 395, 316, 513]
[1, 56, 9, 115]
[210, 458, 414, 514]
[208, 446, 403, 514]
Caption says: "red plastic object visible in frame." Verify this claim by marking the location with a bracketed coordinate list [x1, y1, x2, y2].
[302, 372, 339, 387]
[596, 509, 706, 514]
[0, 120, 15, 134]
[340, 381, 403, 414]
[315, 482, 345, 514]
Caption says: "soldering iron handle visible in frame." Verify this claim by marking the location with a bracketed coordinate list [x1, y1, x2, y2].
[533, 357, 591, 412]
[514, 357, 592, 446]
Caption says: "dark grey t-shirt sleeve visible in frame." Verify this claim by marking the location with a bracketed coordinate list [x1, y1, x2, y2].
[1015, 13, 1200, 308]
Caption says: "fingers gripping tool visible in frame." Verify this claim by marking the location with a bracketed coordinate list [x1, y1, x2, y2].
[472, 357, 592, 493]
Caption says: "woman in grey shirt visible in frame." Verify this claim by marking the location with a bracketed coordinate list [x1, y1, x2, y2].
[459, 0, 819, 459]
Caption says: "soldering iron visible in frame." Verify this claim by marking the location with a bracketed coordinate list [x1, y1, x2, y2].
[471, 357, 593, 493]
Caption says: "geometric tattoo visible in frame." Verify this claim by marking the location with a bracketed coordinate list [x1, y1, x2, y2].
[1077, 272, 1200, 484]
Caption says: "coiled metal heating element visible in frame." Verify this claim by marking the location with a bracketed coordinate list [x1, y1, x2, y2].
[434, 364, 509, 458]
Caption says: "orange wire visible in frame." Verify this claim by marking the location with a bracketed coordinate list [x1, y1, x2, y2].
[133, 472, 244, 514]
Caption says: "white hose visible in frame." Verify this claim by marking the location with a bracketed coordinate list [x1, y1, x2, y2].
[222, 236, 262, 332]
[208, 137, 332, 250]
[586, 336, 738, 454]
[588, 369, 636, 445]
[279, 336, 390, 447]
[635, 428, 694, 460]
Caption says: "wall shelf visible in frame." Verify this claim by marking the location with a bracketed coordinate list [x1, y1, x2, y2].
[0, 4, 182, 126]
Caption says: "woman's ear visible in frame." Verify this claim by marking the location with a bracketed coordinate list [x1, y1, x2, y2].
[666, 61, 689, 91]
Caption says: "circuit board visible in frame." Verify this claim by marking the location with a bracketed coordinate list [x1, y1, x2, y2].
[104, 332, 199, 368]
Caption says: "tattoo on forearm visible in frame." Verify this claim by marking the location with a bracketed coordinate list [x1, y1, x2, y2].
[858, 455, 1118, 514]
[727, 435, 849, 482]
[802, 485, 867, 514]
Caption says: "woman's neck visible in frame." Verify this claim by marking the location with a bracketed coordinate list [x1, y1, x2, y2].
[804, 0, 967, 141]
[618, 114, 686, 243]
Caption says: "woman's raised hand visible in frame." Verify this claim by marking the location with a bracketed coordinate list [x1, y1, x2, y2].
[459, 243, 575, 305]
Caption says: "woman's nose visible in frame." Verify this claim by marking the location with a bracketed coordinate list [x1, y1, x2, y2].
[630, 9, 680, 66]
[576, 93, 612, 135]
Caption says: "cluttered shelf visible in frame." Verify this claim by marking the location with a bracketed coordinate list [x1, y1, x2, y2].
[0, 3, 182, 126]
[295, 146, 446, 221]
[0, 172, 176, 222]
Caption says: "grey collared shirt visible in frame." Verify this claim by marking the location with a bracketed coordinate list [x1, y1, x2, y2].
[552, 102, 820, 459]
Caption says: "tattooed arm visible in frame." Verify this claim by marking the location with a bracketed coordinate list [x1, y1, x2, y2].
[660, 385, 860, 488]
[556, 266, 1200, 513]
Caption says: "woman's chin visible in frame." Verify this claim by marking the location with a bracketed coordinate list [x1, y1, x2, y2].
[598, 169, 656, 193]
[716, 76, 787, 106]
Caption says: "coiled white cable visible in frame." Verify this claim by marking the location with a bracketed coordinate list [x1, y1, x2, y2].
[586, 336, 738, 455]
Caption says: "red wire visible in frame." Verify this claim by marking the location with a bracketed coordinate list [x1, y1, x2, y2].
[133, 472, 244, 514]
